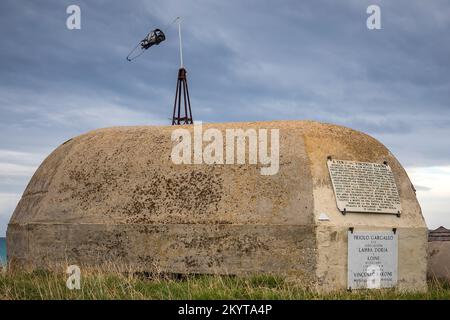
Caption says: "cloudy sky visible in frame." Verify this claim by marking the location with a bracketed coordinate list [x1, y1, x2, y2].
[0, 0, 449, 236]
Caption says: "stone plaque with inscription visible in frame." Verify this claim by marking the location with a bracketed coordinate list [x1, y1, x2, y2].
[348, 231, 398, 289]
[327, 159, 401, 214]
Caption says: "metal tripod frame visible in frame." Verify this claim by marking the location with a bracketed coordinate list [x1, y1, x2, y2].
[172, 67, 193, 125]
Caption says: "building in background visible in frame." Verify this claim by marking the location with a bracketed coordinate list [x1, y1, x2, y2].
[428, 226, 450, 281]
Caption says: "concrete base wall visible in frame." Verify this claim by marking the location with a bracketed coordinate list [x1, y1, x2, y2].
[7, 223, 316, 284]
[315, 225, 428, 292]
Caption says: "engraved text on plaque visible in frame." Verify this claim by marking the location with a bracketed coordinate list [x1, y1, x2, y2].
[327, 159, 401, 214]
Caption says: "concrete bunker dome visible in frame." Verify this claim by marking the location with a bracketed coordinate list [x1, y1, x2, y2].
[7, 120, 428, 291]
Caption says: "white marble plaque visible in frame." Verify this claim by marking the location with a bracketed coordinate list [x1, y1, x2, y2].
[348, 231, 398, 289]
[327, 159, 401, 214]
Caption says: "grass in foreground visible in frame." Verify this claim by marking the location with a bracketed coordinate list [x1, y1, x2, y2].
[1, 268, 449, 300]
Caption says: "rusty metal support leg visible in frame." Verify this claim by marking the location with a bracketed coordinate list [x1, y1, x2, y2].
[171, 68, 194, 125]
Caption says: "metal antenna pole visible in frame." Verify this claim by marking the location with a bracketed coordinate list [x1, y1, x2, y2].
[178, 18, 183, 68]
[171, 17, 193, 125]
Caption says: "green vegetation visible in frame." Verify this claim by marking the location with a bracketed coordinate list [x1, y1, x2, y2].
[0, 268, 449, 300]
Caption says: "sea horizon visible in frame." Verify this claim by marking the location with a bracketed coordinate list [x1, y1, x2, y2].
[0, 237, 6, 265]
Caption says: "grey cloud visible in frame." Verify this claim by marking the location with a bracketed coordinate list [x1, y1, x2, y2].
[414, 185, 432, 192]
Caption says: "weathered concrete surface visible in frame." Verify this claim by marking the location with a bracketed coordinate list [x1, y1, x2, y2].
[7, 120, 427, 291]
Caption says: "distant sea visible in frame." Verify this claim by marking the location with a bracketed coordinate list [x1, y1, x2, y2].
[0, 237, 6, 265]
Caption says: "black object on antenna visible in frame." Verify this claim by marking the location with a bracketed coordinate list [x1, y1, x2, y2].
[126, 17, 193, 125]
[126, 29, 166, 61]
[141, 29, 166, 49]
